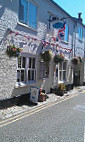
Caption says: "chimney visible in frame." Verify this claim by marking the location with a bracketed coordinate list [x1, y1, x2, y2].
[78, 12, 82, 23]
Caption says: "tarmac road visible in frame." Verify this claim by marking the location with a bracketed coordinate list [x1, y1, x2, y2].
[0, 90, 85, 142]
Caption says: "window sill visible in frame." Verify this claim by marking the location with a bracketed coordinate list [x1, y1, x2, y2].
[61, 40, 69, 44]
[17, 22, 37, 32]
[78, 38, 83, 42]
[58, 80, 67, 84]
[15, 81, 36, 88]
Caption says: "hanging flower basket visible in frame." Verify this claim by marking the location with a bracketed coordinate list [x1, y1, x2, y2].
[6, 44, 22, 57]
[54, 53, 64, 63]
[71, 56, 82, 65]
[41, 50, 51, 63]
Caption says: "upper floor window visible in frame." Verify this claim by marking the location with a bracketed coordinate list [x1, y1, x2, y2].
[79, 27, 83, 40]
[19, 0, 37, 29]
[64, 24, 69, 42]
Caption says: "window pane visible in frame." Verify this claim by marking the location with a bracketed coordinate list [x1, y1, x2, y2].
[21, 70, 24, 81]
[29, 2, 37, 29]
[60, 71, 62, 81]
[19, 0, 28, 24]
[64, 24, 68, 42]
[18, 56, 21, 68]
[63, 62, 67, 70]
[59, 62, 62, 70]
[28, 70, 31, 81]
[81, 28, 83, 39]
[17, 70, 20, 82]
[63, 71, 66, 81]
[32, 70, 34, 80]
[29, 58, 31, 68]
[22, 57, 26, 68]
[79, 27, 80, 38]
[32, 58, 35, 69]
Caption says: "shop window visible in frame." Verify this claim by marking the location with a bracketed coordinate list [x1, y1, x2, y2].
[27, 58, 36, 81]
[17, 56, 36, 83]
[59, 62, 67, 82]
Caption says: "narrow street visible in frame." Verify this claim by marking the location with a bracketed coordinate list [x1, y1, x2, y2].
[0, 90, 85, 142]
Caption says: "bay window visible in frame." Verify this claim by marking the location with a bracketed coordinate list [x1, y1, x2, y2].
[17, 56, 36, 83]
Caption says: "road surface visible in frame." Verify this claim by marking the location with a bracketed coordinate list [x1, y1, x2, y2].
[0, 91, 85, 142]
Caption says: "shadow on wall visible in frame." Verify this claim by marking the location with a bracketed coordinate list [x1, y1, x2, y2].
[0, 0, 18, 16]
[0, 4, 4, 19]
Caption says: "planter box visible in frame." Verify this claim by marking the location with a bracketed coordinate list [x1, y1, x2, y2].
[38, 95, 46, 102]
[57, 90, 65, 96]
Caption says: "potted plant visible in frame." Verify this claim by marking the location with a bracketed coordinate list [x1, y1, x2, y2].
[38, 89, 46, 102]
[54, 53, 64, 63]
[57, 83, 66, 96]
[6, 44, 22, 58]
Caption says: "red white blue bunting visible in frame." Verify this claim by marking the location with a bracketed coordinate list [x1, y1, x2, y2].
[8, 30, 72, 53]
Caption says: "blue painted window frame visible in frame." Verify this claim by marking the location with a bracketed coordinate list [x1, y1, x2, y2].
[79, 27, 83, 40]
[29, 2, 37, 29]
[19, 0, 37, 29]
[64, 24, 69, 42]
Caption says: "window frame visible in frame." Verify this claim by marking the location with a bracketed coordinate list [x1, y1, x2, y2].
[58, 61, 67, 83]
[18, 0, 38, 29]
[17, 55, 36, 84]
[79, 27, 83, 40]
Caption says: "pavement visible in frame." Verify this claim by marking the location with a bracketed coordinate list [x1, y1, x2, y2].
[0, 86, 85, 121]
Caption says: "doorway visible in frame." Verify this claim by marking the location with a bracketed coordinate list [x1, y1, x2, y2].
[73, 71, 80, 86]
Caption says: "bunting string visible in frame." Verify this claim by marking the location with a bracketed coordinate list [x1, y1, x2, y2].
[9, 30, 72, 53]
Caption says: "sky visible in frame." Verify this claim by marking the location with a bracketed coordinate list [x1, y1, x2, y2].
[53, 0, 85, 25]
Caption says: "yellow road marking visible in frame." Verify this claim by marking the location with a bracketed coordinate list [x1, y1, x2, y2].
[81, 90, 85, 93]
[0, 92, 80, 128]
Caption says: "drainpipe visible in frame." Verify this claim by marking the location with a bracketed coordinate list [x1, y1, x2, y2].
[73, 24, 76, 57]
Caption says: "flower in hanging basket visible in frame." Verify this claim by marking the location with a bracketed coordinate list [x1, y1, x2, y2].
[78, 56, 82, 63]
[71, 56, 82, 65]
[6, 44, 22, 57]
[54, 53, 64, 63]
[41, 50, 51, 63]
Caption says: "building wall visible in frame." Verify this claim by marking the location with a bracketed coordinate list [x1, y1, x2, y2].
[73, 22, 85, 84]
[0, 0, 83, 99]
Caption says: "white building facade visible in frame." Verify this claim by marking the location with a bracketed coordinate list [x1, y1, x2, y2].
[0, 0, 85, 100]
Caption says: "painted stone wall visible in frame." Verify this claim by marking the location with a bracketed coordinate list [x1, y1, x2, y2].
[0, 0, 76, 99]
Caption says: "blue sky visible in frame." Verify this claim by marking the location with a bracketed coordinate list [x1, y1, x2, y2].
[53, 0, 85, 24]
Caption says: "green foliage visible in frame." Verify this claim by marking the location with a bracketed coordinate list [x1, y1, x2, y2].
[71, 56, 82, 65]
[41, 50, 51, 63]
[54, 53, 64, 63]
[6, 44, 22, 58]
[58, 83, 66, 91]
